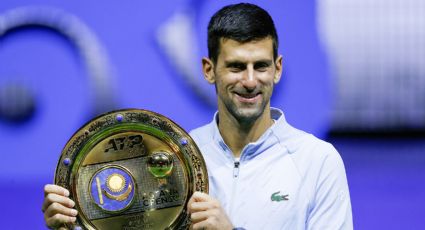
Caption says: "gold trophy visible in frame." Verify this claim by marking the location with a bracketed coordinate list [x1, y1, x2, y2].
[54, 109, 208, 229]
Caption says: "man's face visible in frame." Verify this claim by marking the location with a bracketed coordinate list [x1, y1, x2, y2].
[203, 37, 282, 123]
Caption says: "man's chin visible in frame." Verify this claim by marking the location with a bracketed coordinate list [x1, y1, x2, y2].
[234, 108, 263, 123]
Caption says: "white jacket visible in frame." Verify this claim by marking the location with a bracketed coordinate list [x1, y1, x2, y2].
[190, 108, 353, 229]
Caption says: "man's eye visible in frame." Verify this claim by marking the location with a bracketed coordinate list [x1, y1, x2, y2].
[255, 63, 270, 71]
[228, 64, 245, 72]
[229, 67, 243, 72]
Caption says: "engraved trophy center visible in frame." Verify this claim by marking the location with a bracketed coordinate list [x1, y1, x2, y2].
[54, 109, 208, 229]
[89, 166, 135, 212]
[108, 174, 125, 192]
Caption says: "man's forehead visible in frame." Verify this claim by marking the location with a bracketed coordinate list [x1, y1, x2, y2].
[217, 37, 274, 62]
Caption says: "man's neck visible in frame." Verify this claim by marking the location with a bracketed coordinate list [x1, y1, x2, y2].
[218, 108, 273, 158]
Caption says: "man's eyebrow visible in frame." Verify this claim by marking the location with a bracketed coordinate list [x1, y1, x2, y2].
[254, 60, 273, 65]
[224, 61, 246, 67]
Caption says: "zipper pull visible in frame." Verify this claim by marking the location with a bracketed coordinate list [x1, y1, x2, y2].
[233, 161, 240, 178]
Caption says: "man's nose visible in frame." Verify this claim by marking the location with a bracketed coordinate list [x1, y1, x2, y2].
[241, 67, 257, 90]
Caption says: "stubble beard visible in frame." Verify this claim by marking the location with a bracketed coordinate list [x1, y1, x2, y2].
[222, 94, 268, 126]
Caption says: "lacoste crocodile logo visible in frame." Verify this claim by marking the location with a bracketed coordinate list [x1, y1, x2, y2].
[271, 191, 289, 202]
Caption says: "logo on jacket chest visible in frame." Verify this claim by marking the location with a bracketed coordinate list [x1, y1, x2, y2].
[271, 191, 289, 202]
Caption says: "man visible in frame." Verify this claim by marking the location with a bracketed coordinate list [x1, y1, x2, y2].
[43, 3, 352, 229]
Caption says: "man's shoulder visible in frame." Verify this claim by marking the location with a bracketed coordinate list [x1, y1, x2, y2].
[271, 119, 337, 158]
[293, 132, 339, 160]
[303, 133, 337, 153]
[285, 131, 345, 181]
[189, 122, 215, 148]
[273, 121, 340, 165]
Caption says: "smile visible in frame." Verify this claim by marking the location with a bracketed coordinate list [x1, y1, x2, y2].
[235, 92, 261, 103]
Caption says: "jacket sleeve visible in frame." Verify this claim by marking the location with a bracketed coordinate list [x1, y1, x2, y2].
[306, 146, 353, 230]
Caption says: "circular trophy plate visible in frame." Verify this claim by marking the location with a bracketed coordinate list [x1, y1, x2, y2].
[54, 109, 208, 229]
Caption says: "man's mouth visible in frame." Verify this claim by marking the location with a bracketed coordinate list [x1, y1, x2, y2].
[235, 92, 261, 103]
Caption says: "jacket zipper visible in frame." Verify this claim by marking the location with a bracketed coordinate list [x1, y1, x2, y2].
[233, 161, 240, 178]
[230, 159, 240, 218]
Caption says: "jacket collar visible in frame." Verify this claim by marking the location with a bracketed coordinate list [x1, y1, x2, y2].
[210, 107, 306, 161]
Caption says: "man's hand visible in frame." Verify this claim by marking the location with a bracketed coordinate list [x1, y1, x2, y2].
[42, 184, 78, 229]
[188, 192, 233, 230]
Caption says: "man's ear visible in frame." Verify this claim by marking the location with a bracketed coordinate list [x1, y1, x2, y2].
[202, 57, 215, 84]
[273, 55, 283, 84]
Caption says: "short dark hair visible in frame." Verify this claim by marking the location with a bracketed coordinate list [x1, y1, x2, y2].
[207, 3, 279, 63]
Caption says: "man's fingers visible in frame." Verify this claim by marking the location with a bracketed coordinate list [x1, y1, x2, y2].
[187, 192, 205, 207]
[192, 220, 212, 230]
[45, 213, 76, 229]
[188, 192, 233, 229]
[189, 201, 211, 213]
[191, 192, 211, 202]
[190, 210, 209, 223]
[189, 199, 221, 214]
[43, 184, 77, 228]
[42, 193, 75, 212]
[188, 192, 215, 213]
[44, 202, 78, 220]
[44, 184, 70, 197]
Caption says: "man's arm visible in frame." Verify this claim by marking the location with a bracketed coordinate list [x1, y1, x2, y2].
[306, 148, 353, 229]
[42, 184, 78, 229]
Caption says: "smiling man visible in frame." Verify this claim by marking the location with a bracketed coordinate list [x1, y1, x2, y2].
[42, 3, 352, 230]
[187, 3, 352, 230]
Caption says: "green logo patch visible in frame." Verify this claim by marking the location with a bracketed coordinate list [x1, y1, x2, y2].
[271, 191, 289, 202]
